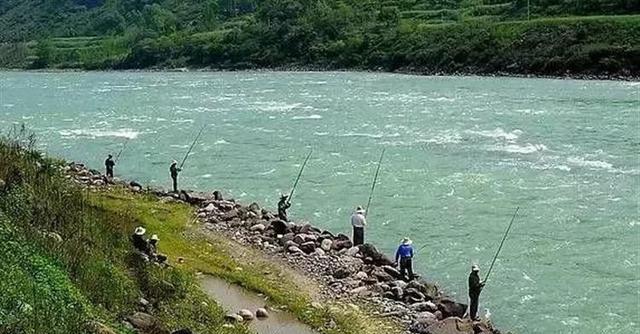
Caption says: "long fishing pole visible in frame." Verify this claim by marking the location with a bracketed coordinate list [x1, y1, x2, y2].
[484, 206, 520, 283]
[364, 148, 386, 218]
[287, 149, 313, 203]
[114, 138, 130, 163]
[179, 125, 206, 169]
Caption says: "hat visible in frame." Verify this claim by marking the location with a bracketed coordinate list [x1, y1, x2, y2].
[134, 226, 146, 235]
[355, 206, 365, 214]
[150, 234, 159, 241]
[472, 264, 480, 272]
[108, 154, 113, 158]
[280, 193, 289, 199]
[171, 160, 178, 165]
[402, 237, 412, 245]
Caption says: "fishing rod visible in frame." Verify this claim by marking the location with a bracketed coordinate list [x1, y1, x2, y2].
[484, 206, 520, 283]
[114, 138, 130, 163]
[364, 148, 386, 218]
[179, 125, 206, 169]
[287, 149, 313, 203]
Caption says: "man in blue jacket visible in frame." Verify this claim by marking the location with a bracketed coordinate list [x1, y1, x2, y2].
[395, 237, 414, 281]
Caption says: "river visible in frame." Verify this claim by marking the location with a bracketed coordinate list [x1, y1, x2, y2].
[1, 71, 638, 333]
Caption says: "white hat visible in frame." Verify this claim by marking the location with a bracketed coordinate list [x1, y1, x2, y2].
[171, 160, 178, 165]
[402, 237, 412, 245]
[472, 264, 480, 272]
[134, 226, 146, 235]
[355, 206, 365, 214]
[150, 234, 159, 241]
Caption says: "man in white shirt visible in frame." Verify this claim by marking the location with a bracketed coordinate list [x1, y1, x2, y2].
[350, 206, 367, 245]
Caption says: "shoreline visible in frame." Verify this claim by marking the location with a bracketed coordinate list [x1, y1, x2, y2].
[65, 161, 505, 334]
[1, 66, 638, 82]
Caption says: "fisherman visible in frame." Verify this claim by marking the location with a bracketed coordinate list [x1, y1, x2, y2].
[131, 226, 149, 253]
[277, 194, 291, 221]
[395, 237, 415, 281]
[468, 264, 486, 321]
[170, 160, 181, 193]
[148, 234, 168, 264]
[350, 206, 367, 245]
[105, 154, 115, 178]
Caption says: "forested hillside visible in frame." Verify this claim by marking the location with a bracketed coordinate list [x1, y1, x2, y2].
[1, 0, 639, 77]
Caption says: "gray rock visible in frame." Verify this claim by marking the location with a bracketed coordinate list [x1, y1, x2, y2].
[204, 203, 215, 212]
[248, 202, 261, 214]
[299, 241, 317, 254]
[320, 239, 333, 251]
[372, 268, 395, 282]
[315, 248, 326, 256]
[346, 246, 360, 257]
[411, 301, 438, 313]
[255, 308, 269, 318]
[288, 246, 304, 254]
[225, 313, 243, 322]
[355, 271, 368, 280]
[250, 223, 266, 232]
[382, 265, 402, 279]
[238, 309, 255, 320]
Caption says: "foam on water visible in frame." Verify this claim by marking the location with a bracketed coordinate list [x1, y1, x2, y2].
[291, 114, 323, 120]
[58, 128, 140, 139]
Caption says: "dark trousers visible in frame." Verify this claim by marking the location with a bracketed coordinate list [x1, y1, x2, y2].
[399, 257, 414, 281]
[172, 176, 178, 193]
[106, 168, 113, 178]
[469, 293, 480, 320]
[352, 226, 364, 245]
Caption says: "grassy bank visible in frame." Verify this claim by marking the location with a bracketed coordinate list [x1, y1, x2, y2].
[0, 128, 400, 334]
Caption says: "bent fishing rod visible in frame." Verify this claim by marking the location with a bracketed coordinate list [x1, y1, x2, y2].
[287, 149, 313, 204]
[365, 148, 386, 218]
[179, 125, 207, 169]
[484, 206, 520, 284]
[114, 138, 130, 163]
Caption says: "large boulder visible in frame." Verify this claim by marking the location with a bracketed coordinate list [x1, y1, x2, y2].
[358, 243, 394, 266]
[407, 279, 438, 300]
[437, 298, 467, 318]
[238, 309, 255, 320]
[409, 312, 439, 333]
[425, 317, 474, 334]
[332, 239, 353, 251]
[271, 220, 290, 235]
[126, 312, 169, 334]
[320, 239, 333, 251]
[372, 268, 395, 282]
[299, 241, 317, 254]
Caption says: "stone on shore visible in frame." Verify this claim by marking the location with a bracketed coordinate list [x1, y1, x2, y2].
[255, 308, 269, 318]
[425, 317, 474, 334]
[238, 309, 255, 320]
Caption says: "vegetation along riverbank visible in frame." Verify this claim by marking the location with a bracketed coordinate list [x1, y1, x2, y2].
[0, 0, 639, 78]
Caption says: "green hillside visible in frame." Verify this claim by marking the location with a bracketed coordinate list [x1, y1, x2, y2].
[1, 0, 639, 77]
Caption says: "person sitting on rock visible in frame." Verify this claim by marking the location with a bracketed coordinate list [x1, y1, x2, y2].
[277, 194, 291, 221]
[468, 264, 486, 321]
[170, 160, 182, 193]
[131, 226, 149, 254]
[105, 154, 115, 178]
[148, 234, 168, 264]
[395, 237, 414, 281]
[350, 206, 367, 245]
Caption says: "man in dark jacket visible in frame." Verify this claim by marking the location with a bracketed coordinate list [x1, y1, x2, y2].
[395, 237, 415, 281]
[277, 194, 291, 221]
[131, 226, 149, 253]
[468, 264, 485, 321]
[105, 154, 115, 178]
[170, 160, 181, 193]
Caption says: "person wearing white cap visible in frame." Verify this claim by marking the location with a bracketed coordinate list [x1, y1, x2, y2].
[395, 237, 415, 281]
[169, 160, 182, 193]
[468, 264, 486, 321]
[131, 226, 149, 253]
[148, 234, 167, 264]
[350, 206, 367, 245]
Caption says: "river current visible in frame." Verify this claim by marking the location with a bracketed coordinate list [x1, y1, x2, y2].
[1, 71, 638, 333]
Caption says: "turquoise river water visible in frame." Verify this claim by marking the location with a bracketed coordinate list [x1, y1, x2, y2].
[1, 71, 638, 333]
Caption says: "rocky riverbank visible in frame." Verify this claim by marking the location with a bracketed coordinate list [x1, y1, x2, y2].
[64, 161, 503, 334]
